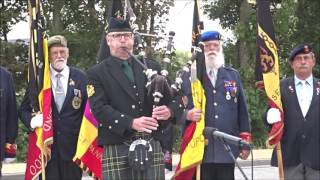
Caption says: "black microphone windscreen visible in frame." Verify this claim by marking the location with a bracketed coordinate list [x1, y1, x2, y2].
[203, 127, 216, 138]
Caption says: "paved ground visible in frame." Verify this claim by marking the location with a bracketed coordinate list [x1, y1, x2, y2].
[2, 149, 280, 180]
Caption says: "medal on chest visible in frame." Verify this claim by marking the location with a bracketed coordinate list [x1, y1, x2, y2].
[224, 80, 237, 101]
[72, 88, 82, 109]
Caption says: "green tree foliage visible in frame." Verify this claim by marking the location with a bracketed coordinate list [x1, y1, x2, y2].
[0, 0, 27, 41]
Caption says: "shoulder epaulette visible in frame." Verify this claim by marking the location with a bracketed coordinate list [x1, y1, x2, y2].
[224, 65, 238, 72]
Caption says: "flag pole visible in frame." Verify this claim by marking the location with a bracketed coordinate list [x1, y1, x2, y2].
[276, 143, 284, 180]
[192, 0, 201, 180]
[41, 150, 46, 180]
[196, 165, 200, 180]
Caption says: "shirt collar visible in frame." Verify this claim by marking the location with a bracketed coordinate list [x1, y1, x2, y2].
[206, 67, 220, 75]
[294, 74, 313, 86]
[50, 65, 69, 78]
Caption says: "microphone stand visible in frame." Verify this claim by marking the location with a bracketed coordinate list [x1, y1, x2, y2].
[217, 137, 250, 180]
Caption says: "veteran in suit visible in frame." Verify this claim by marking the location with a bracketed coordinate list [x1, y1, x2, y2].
[266, 44, 320, 180]
[19, 35, 87, 180]
[0, 66, 18, 177]
[87, 17, 180, 180]
[183, 30, 251, 180]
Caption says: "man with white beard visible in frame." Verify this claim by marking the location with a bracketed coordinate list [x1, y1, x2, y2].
[183, 30, 252, 180]
[19, 35, 87, 180]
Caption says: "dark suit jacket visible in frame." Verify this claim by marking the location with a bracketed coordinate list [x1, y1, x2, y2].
[0, 66, 18, 160]
[271, 77, 320, 170]
[201, 66, 251, 163]
[19, 67, 87, 161]
[87, 56, 182, 145]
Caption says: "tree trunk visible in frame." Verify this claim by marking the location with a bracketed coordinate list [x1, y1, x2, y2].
[51, 0, 64, 33]
[238, 0, 252, 68]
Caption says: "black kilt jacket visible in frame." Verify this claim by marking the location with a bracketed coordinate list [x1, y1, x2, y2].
[271, 77, 320, 170]
[0, 66, 18, 161]
[87, 56, 183, 145]
[19, 67, 87, 161]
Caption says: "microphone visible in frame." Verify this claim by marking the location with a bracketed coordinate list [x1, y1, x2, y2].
[203, 127, 251, 148]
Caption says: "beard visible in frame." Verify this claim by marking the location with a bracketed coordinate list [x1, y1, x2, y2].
[52, 59, 67, 72]
[205, 48, 225, 71]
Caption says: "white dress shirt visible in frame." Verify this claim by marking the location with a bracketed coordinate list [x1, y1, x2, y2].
[295, 75, 313, 117]
[50, 65, 70, 98]
[207, 68, 218, 87]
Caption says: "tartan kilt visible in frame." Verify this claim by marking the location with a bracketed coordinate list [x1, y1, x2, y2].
[102, 138, 164, 180]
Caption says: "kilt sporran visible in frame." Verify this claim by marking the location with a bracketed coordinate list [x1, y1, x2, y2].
[127, 139, 153, 171]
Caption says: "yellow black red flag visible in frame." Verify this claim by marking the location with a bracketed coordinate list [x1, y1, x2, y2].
[173, 1, 206, 179]
[255, 0, 284, 147]
[25, 0, 53, 179]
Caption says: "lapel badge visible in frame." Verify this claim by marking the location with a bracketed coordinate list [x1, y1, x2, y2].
[72, 89, 81, 109]
[69, 79, 75, 86]
[288, 85, 294, 93]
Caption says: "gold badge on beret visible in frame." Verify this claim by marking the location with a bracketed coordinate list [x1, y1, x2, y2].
[72, 89, 82, 109]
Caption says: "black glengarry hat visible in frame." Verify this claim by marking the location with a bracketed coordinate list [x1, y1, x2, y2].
[107, 17, 132, 33]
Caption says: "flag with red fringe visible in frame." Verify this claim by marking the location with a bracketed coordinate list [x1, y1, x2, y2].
[25, 0, 53, 180]
[73, 100, 103, 180]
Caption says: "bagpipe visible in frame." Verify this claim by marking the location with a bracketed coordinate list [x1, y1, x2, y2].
[125, 4, 182, 109]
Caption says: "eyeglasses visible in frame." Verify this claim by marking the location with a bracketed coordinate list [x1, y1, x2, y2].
[108, 33, 133, 40]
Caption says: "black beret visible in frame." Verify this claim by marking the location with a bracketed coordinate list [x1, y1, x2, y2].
[107, 17, 132, 33]
[288, 44, 312, 62]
